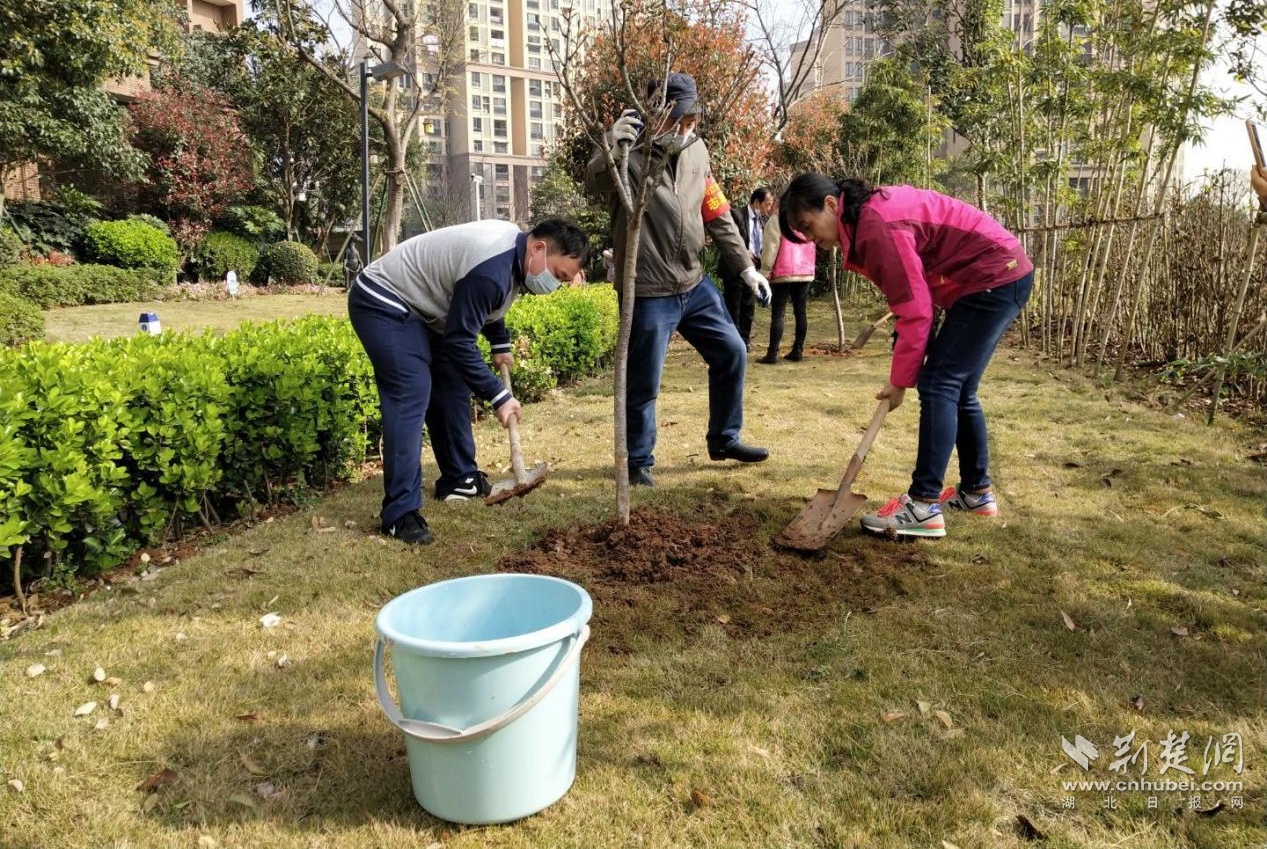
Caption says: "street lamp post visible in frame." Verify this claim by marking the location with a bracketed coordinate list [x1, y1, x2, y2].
[470, 173, 483, 222]
[360, 59, 409, 261]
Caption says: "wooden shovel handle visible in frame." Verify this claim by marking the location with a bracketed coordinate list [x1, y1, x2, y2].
[833, 398, 890, 495]
[499, 362, 528, 483]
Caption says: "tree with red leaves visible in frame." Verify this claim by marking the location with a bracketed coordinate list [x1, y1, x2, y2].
[128, 80, 253, 248]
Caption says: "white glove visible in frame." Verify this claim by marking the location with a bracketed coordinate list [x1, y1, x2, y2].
[742, 266, 772, 307]
[607, 112, 641, 147]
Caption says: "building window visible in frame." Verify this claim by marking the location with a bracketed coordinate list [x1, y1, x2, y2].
[528, 57, 541, 70]
[470, 48, 482, 61]
[470, 25, 479, 39]
[527, 0, 538, 8]
[470, 71, 481, 87]
[494, 141, 509, 153]
[495, 163, 510, 178]
[494, 119, 507, 137]
[490, 6, 503, 23]
[474, 140, 484, 151]
[492, 52, 505, 64]
[493, 75, 506, 92]
[528, 13, 540, 29]
[473, 117, 483, 133]
[491, 28, 504, 40]
[531, 143, 543, 156]
[469, 2, 478, 18]
[531, 122, 544, 139]
[528, 35, 541, 49]
[493, 97, 507, 115]
[529, 79, 542, 96]
[529, 100, 542, 118]
[471, 94, 482, 111]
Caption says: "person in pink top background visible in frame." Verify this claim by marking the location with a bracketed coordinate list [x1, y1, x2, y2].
[779, 173, 1034, 539]
[757, 197, 818, 364]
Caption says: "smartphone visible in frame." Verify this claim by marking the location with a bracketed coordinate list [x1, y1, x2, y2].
[1249, 120, 1265, 169]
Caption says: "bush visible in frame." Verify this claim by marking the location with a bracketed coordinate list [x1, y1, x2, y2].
[504, 284, 619, 384]
[0, 264, 162, 309]
[127, 214, 171, 236]
[0, 228, 22, 266]
[255, 240, 319, 285]
[217, 205, 286, 245]
[190, 231, 259, 281]
[4, 201, 94, 257]
[316, 261, 344, 285]
[0, 317, 377, 584]
[0, 291, 44, 347]
[83, 219, 180, 277]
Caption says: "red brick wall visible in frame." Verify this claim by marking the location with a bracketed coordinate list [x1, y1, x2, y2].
[3, 162, 41, 203]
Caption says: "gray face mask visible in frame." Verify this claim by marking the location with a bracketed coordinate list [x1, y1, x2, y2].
[655, 127, 693, 155]
[524, 247, 561, 295]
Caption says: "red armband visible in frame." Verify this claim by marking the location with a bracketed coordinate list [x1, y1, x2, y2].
[701, 176, 731, 223]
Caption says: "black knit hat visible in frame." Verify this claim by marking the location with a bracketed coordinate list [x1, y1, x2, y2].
[645, 72, 700, 120]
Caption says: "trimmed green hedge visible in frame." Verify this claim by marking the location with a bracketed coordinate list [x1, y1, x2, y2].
[255, 240, 319, 285]
[0, 264, 163, 309]
[191, 231, 260, 281]
[0, 317, 378, 582]
[0, 291, 44, 347]
[83, 219, 180, 277]
[0, 228, 21, 266]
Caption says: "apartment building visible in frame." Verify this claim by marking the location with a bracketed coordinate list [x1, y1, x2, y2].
[787, 2, 892, 106]
[412, 0, 607, 221]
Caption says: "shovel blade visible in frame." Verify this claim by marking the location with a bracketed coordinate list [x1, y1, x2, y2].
[484, 463, 548, 506]
[776, 488, 868, 551]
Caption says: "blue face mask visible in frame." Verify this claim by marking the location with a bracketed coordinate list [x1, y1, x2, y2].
[524, 245, 561, 295]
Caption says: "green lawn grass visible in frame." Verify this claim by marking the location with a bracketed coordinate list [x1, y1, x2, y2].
[42, 292, 349, 343]
[2, 301, 1264, 848]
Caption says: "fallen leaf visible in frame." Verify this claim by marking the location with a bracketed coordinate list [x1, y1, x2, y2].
[174, 632, 188, 642]
[235, 712, 262, 724]
[229, 567, 264, 578]
[917, 700, 932, 716]
[942, 841, 961, 849]
[934, 710, 953, 728]
[227, 792, 257, 809]
[276, 653, 290, 669]
[240, 753, 267, 776]
[25, 663, 45, 678]
[140, 552, 151, 564]
[1129, 695, 1145, 712]
[715, 614, 730, 625]
[343, 521, 358, 530]
[305, 732, 328, 749]
[8, 779, 23, 793]
[1050, 762, 1067, 775]
[94, 717, 110, 731]
[1060, 610, 1078, 631]
[317, 526, 337, 533]
[142, 681, 156, 693]
[882, 711, 907, 724]
[92, 666, 106, 683]
[138, 767, 178, 792]
[1170, 625, 1189, 638]
[104, 676, 122, 686]
[689, 788, 713, 808]
[259, 613, 281, 629]
[255, 781, 280, 800]
[142, 793, 159, 813]
[107, 694, 120, 711]
[1015, 813, 1046, 840]
[74, 701, 97, 717]
[248, 548, 270, 557]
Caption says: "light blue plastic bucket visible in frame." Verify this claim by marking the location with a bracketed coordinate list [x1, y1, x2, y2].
[374, 573, 592, 824]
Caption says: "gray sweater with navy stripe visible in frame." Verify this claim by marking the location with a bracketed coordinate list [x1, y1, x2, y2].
[361, 220, 524, 408]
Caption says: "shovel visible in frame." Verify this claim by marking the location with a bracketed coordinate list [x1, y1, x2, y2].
[485, 363, 548, 506]
[775, 398, 890, 551]
[851, 312, 894, 349]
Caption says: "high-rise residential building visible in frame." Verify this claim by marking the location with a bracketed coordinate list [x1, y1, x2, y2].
[408, 0, 607, 222]
[787, 2, 892, 106]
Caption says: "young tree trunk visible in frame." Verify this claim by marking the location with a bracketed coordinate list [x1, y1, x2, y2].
[613, 217, 643, 524]
[1207, 221, 1263, 424]
[831, 249, 845, 350]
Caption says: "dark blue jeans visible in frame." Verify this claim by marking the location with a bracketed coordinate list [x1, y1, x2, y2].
[909, 273, 1033, 501]
[627, 278, 747, 469]
[348, 277, 478, 527]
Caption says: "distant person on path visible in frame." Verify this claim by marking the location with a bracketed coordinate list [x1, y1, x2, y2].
[720, 187, 774, 347]
[780, 173, 1033, 539]
[757, 197, 817, 364]
[226, 269, 239, 299]
[585, 72, 772, 488]
[349, 218, 589, 544]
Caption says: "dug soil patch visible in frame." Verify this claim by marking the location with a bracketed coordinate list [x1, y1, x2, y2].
[498, 506, 928, 650]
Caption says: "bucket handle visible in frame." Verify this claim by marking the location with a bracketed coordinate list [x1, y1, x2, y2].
[374, 625, 590, 745]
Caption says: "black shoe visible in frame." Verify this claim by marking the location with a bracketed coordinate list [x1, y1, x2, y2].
[436, 471, 491, 502]
[784, 347, 803, 362]
[758, 352, 779, 364]
[382, 511, 435, 545]
[630, 467, 655, 487]
[708, 441, 769, 463]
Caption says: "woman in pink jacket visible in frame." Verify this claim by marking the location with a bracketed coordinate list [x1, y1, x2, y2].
[757, 201, 818, 363]
[779, 173, 1033, 539]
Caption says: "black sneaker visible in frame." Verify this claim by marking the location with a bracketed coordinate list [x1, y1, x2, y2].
[630, 467, 655, 487]
[784, 347, 803, 362]
[436, 471, 492, 502]
[383, 511, 435, 545]
[708, 441, 769, 463]
[758, 352, 779, 364]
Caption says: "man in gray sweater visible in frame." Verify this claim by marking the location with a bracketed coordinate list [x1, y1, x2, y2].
[349, 218, 589, 544]
[585, 73, 772, 487]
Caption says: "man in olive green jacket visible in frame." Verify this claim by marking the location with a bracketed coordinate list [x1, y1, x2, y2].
[586, 72, 772, 487]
